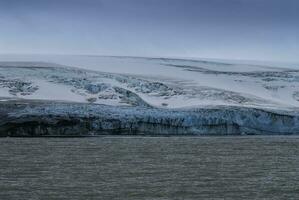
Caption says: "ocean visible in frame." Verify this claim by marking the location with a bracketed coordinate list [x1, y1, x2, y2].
[0, 136, 299, 199]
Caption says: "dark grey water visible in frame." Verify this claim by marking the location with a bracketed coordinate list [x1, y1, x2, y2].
[0, 136, 299, 200]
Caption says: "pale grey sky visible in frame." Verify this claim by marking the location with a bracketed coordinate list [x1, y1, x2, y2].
[0, 0, 298, 62]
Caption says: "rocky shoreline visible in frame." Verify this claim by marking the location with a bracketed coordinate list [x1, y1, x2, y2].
[1, 99, 299, 136]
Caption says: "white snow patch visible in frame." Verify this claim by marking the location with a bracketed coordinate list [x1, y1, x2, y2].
[0, 55, 299, 109]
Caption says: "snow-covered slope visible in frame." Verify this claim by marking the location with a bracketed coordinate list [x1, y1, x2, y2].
[0, 55, 299, 110]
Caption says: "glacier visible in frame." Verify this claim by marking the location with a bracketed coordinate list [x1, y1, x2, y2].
[0, 55, 298, 136]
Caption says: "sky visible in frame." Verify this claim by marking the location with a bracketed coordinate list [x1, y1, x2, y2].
[0, 0, 298, 62]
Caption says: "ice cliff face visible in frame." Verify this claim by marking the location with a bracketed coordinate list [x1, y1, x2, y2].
[1, 100, 299, 136]
[0, 56, 298, 135]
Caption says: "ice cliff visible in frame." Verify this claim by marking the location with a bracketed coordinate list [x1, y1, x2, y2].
[1, 100, 299, 136]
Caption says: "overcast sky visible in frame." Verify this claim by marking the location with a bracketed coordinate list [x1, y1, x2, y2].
[0, 0, 298, 62]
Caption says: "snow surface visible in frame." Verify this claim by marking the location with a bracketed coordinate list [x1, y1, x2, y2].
[0, 55, 299, 110]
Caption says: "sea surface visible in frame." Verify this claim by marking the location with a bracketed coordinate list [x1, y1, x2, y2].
[0, 136, 299, 199]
